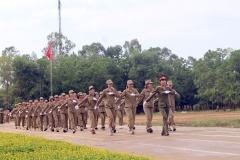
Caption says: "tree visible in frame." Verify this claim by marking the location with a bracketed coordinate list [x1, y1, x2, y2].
[193, 48, 232, 110]
[105, 45, 123, 59]
[11, 55, 40, 102]
[42, 32, 76, 56]
[78, 42, 106, 58]
[0, 47, 19, 109]
[123, 39, 142, 54]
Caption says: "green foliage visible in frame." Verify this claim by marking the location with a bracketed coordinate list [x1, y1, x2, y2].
[0, 35, 239, 111]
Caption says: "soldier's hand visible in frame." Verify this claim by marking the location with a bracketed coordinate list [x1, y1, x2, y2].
[94, 106, 98, 110]
[130, 93, 136, 97]
[108, 92, 114, 95]
[164, 91, 170, 94]
[143, 101, 146, 106]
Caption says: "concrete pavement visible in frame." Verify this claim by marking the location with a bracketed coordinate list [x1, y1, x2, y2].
[1, 123, 240, 160]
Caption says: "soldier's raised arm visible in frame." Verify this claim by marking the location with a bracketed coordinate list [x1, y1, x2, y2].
[96, 91, 106, 107]
[78, 96, 89, 107]
[146, 88, 158, 102]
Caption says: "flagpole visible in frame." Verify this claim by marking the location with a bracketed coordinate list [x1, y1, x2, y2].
[58, 0, 62, 55]
[50, 59, 53, 96]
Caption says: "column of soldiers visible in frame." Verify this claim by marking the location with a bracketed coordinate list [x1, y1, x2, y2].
[7, 75, 180, 136]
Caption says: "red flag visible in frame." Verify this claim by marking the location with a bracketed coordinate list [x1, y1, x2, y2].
[46, 43, 52, 61]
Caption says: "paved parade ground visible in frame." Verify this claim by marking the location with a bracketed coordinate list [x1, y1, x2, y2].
[1, 122, 240, 160]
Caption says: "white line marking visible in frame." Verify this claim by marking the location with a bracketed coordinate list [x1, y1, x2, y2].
[204, 130, 240, 134]
[173, 133, 240, 138]
[138, 143, 240, 156]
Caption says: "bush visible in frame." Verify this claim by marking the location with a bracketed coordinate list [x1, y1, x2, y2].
[0, 132, 153, 160]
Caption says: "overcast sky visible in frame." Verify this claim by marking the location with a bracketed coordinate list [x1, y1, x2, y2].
[0, 0, 239, 59]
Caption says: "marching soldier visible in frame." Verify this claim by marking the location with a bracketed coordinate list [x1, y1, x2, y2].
[51, 96, 61, 132]
[59, 93, 68, 132]
[35, 97, 47, 131]
[42, 96, 55, 131]
[0, 108, 3, 124]
[98, 92, 106, 130]
[26, 100, 34, 130]
[116, 80, 142, 134]
[138, 80, 158, 133]
[146, 75, 175, 136]
[4, 110, 10, 123]
[94, 92, 100, 130]
[32, 100, 39, 131]
[10, 104, 19, 128]
[167, 81, 180, 131]
[96, 80, 121, 136]
[79, 86, 98, 134]
[82, 93, 88, 129]
[16, 103, 23, 129]
[19, 102, 28, 129]
[75, 92, 85, 131]
[61, 90, 78, 134]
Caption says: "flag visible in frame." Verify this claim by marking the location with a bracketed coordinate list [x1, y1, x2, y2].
[46, 43, 52, 61]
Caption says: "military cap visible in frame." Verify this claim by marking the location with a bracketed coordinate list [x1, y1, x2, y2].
[29, 100, 33, 103]
[83, 93, 87, 96]
[49, 96, 54, 100]
[69, 90, 74, 94]
[89, 86, 94, 91]
[118, 91, 122, 94]
[54, 95, 59, 98]
[145, 80, 153, 85]
[40, 97, 44, 100]
[158, 75, 167, 81]
[34, 100, 38, 103]
[106, 79, 113, 85]
[44, 100, 48, 102]
[18, 103, 22, 105]
[167, 80, 173, 84]
[22, 102, 26, 105]
[127, 80, 134, 85]
[61, 93, 66, 96]
[78, 92, 83, 96]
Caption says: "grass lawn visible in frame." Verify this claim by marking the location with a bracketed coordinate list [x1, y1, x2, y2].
[133, 110, 240, 127]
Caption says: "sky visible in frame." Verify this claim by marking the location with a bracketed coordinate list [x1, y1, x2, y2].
[0, 0, 240, 59]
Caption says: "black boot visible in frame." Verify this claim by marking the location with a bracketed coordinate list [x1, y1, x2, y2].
[161, 132, 169, 136]
[112, 127, 116, 133]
